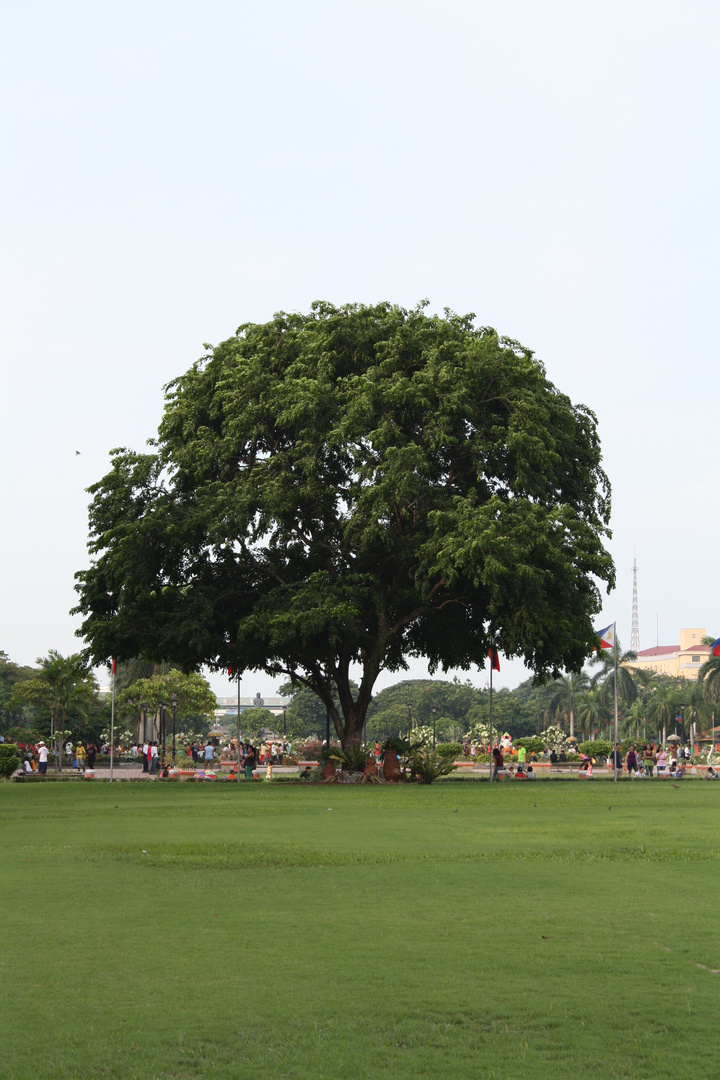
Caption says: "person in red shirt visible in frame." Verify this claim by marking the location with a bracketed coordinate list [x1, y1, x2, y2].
[492, 746, 505, 780]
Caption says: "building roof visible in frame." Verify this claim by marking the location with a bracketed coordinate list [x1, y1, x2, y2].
[634, 646, 679, 657]
[634, 644, 709, 659]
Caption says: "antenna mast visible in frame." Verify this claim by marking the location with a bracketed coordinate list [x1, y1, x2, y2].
[630, 558, 640, 653]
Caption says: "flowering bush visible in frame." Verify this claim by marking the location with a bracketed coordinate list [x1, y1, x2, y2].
[294, 739, 341, 762]
[410, 725, 435, 747]
[539, 725, 566, 750]
[465, 722, 492, 744]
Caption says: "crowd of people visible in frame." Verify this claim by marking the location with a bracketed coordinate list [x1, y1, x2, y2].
[12, 739, 103, 774]
[597, 741, 704, 779]
[487, 740, 715, 781]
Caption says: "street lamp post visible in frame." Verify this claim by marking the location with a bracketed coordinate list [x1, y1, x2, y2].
[283, 706, 287, 738]
[171, 692, 177, 765]
[158, 701, 167, 763]
[407, 703, 413, 742]
[431, 707, 437, 749]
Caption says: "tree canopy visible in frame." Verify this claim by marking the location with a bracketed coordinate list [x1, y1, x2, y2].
[74, 301, 614, 748]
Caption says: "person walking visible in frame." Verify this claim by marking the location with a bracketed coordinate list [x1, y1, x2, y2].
[204, 741, 215, 768]
[86, 742, 97, 770]
[142, 741, 149, 773]
[609, 743, 622, 772]
[75, 743, 86, 772]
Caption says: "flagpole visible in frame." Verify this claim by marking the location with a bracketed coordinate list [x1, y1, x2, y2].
[488, 647, 494, 784]
[110, 660, 116, 783]
[237, 673, 242, 781]
[613, 624, 619, 783]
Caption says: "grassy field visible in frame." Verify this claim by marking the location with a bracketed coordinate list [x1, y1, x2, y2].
[1, 780, 719, 1079]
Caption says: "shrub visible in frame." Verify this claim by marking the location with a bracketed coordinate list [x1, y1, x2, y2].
[406, 749, 457, 785]
[0, 743, 22, 779]
[382, 737, 413, 757]
[294, 740, 340, 762]
[437, 742, 463, 760]
[578, 739, 614, 759]
[515, 737, 547, 754]
[328, 746, 369, 772]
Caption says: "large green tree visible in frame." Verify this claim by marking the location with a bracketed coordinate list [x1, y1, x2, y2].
[74, 302, 614, 750]
[0, 652, 36, 735]
[117, 669, 217, 741]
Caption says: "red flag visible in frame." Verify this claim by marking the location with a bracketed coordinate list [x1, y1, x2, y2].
[228, 665, 233, 676]
[488, 648, 500, 672]
[112, 658, 117, 675]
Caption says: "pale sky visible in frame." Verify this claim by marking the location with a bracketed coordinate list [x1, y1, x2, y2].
[1, 0, 718, 700]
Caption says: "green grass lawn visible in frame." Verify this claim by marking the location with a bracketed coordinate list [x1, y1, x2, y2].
[1, 780, 719, 1079]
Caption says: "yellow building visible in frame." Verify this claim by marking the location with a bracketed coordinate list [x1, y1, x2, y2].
[627, 628, 710, 681]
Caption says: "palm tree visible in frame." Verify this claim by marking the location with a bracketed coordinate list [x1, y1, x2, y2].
[12, 651, 97, 768]
[698, 650, 720, 707]
[575, 688, 610, 740]
[624, 699, 648, 742]
[590, 637, 644, 711]
[676, 680, 713, 746]
[647, 685, 680, 746]
[544, 672, 590, 738]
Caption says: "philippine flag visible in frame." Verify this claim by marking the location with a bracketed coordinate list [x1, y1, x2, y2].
[711, 638, 720, 658]
[596, 624, 615, 650]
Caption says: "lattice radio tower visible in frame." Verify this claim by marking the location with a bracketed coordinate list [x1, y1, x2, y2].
[630, 558, 640, 653]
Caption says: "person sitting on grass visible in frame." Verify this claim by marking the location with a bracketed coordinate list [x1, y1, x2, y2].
[299, 765, 313, 780]
[578, 759, 593, 778]
[707, 766, 719, 779]
[526, 765, 537, 780]
[515, 765, 527, 780]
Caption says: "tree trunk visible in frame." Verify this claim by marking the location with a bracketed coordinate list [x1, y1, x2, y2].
[569, 709, 575, 739]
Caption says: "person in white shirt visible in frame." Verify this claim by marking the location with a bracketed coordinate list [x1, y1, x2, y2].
[65, 741, 73, 763]
[37, 741, 49, 775]
[142, 742, 149, 773]
[150, 742, 159, 774]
